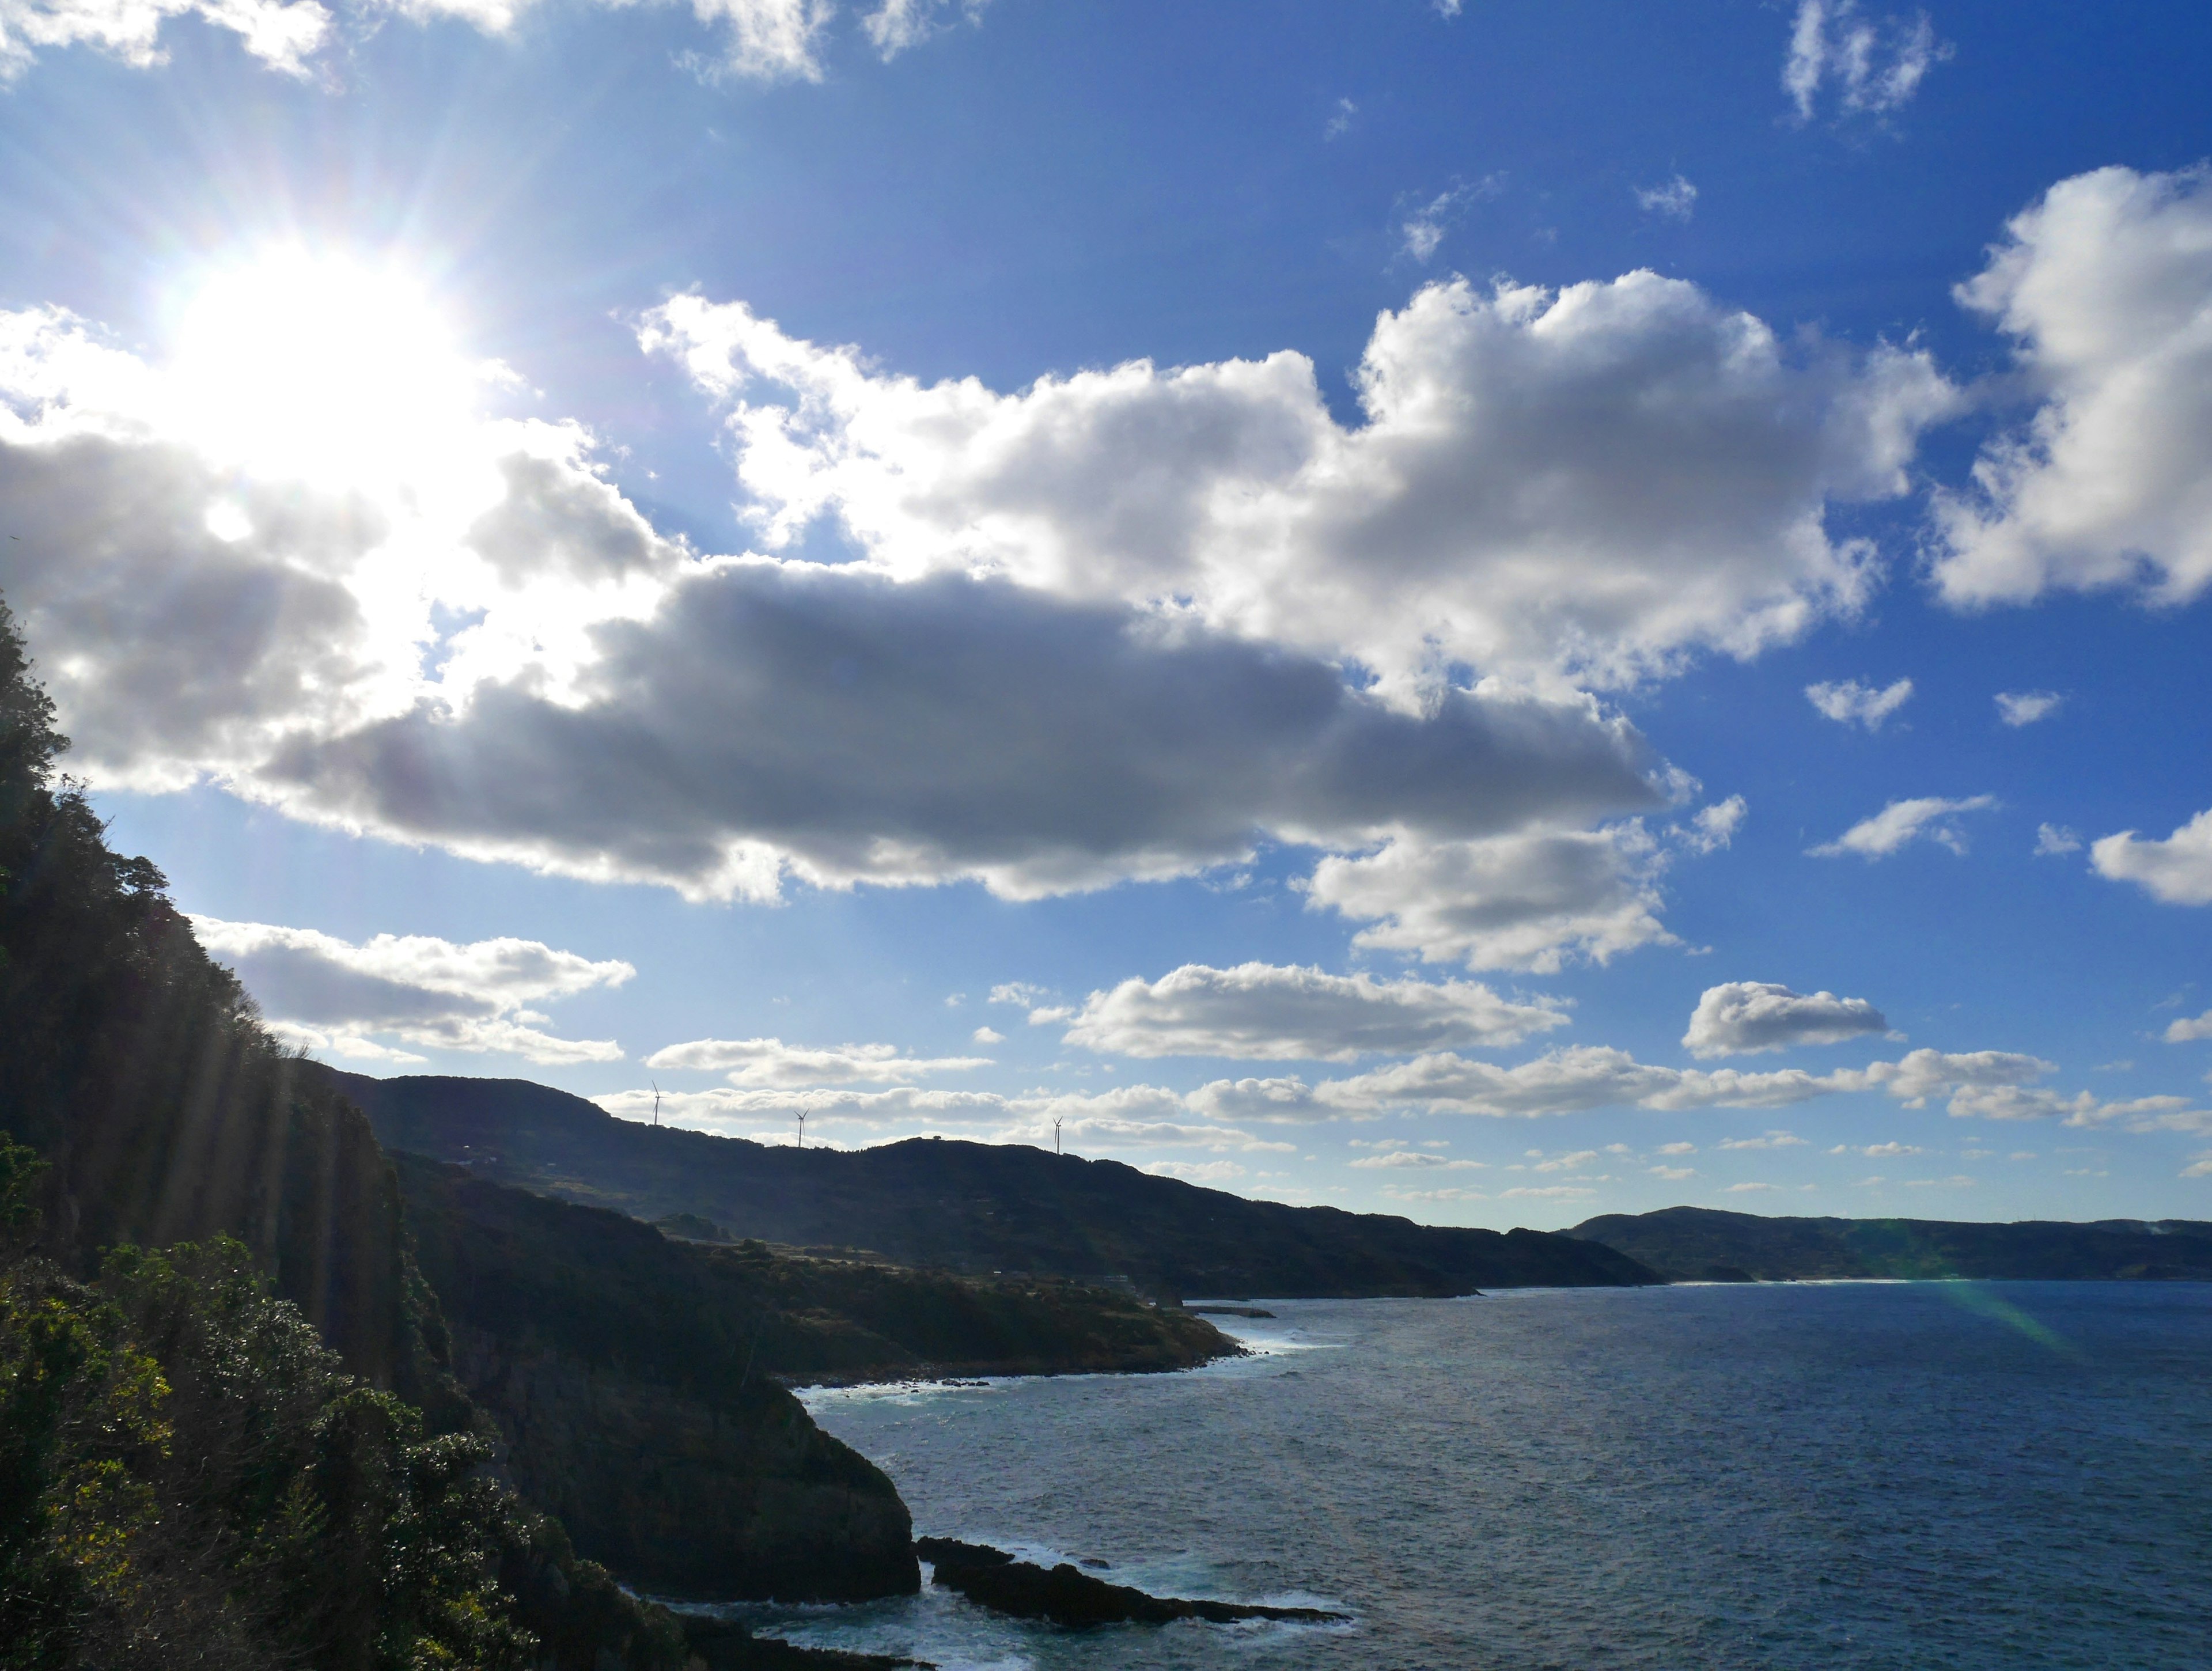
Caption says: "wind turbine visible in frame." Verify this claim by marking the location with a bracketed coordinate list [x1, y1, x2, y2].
[1053, 1115, 1063, 1156]
[651, 1079, 662, 1129]
[796, 1110, 807, 1149]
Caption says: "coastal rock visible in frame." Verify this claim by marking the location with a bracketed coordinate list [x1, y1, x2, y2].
[917, 1539, 1349, 1629]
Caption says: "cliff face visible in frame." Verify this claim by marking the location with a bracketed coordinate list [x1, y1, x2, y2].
[396, 1154, 920, 1601]
[449, 1326, 916, 1601]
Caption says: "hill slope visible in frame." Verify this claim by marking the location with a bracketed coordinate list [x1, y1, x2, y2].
[316, 1068, 1660, 1295]
[1569, 1206, 2212, 1282]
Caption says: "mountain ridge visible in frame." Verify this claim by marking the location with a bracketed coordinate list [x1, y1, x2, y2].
[311, 1067, 1662, 1295]
[1569, 1204, 2212, 1282]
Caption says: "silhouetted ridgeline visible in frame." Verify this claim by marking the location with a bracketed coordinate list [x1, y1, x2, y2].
[0, 599, 909, 1666]
[318, 1068, 1664, 1294]
[1570, 1206, 2212, 1282]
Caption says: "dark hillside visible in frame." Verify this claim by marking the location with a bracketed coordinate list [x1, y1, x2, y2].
[1569, 1206, 2212, 1282]
[0, 603, 404, 1384]
[321, 1068, 1661, 1294]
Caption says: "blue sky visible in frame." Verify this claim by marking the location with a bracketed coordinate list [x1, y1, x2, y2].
[4, 0, 2211, 1227]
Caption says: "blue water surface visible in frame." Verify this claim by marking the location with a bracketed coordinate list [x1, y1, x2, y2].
[733, 1283, 2210, 1669]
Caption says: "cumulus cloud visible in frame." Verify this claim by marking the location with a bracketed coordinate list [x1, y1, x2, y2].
[1060, 961, 1568, 1062]
[2166, 1011, 2212, 1044]
[1683, 980, 1889, 1057]
[1347, 1151, 1480, 1171]
[1635, 176, 1698, 221]
[2091, 809, 2212, 905]
[2035, 823, 2082, 857]
[1995, 689, 2063, 727]
[0, 0, 330, 79]
[642, 1036, 991, 1086]
[642, 274, 1955, 693]
[261, 562, 1669, 903]
[1783, 0, 1950, 122]
[1933, 168, 2212, 608]
[1808, 794, 1996, 858]
[191, 916, 631, 1064]
[1191, 1047, 1843, 1123]
[1306, 820, 1698, 973]
[0, 0, 920, 82]
[1805, 676, 1912, 730]
[1188, 1041, 2178, 1130]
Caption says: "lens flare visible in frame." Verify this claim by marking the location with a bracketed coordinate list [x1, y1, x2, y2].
[166, 247, 487, 498]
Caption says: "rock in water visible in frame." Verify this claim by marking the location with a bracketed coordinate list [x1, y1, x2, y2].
[917, 1540, 1349, 1628]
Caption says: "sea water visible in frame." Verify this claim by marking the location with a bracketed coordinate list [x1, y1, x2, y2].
[730, 1282, 2210, 1669]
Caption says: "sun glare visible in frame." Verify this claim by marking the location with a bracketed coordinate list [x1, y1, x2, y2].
[169, 248, 486, 494]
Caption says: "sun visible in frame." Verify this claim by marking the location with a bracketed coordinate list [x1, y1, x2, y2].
[168, 247, 485, 495]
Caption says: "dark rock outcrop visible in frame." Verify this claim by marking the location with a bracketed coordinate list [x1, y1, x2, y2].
[916, 1539, 1349, 1630]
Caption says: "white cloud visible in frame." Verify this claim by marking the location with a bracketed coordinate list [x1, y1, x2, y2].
[1783, 0, 1950, 122]
[1324, 97, 1357, 141]
[1399, 181, 1498, 263]
[1306, 821, 1677, 973]
[0, 0, 876, 83]
[1060, 961, 1567, 1062]
[1723, 1181, 1781, 1193]
[642, 273, 1953, 694]
[2164, 1010, 2212, 1044]
[1808, 794, 1996, 858]
[1995, 690, 2063, 727]
[191, 915, 631, 1064]
[1634, 176, 1698, 221]
[642, 1036, 991, 1087]
[971, 1025, 1005, 1044]
[1675, 795, 1748, 855]
[1933, 168, 2212, 608]
[1193, 1047, 1843, 1123]
[1805, 676, 1913, 730]
[861, 0, 987, 60]
[1347, 1151, 1480, 1171]
[0, 0, 330, 79]
[1859, 1140, 1922, 1156]
[989, 983, 1051, 1006]
[1657, 1141, 1696, 1155]
[2092, 809, 2212, 905]
[1683, 980, 1888, 1057]
[2035, 823, 2082, 857]
[1189, 1041, 2192, 1132]
[2181, 1153, 2212, 1179]
[1142, 1160, 1248, 1184]
[1648, 1164, 1696, 1180]
[1501, 1184, 1595, 1200]
[1715, 1130, 1808, 1151]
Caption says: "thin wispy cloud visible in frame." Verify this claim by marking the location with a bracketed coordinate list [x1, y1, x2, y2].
[1806, 677, 1914, 730]
[1783, 0, 1951, 123]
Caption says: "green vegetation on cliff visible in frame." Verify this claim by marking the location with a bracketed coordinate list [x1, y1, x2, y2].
[393, 1154, 1234, 1597]
[0, 597, 911, 1662]
[328, 1070, 1661, 1296]
[0, 1143, 687, 1670]
[1570, 1206, 2212, 1282]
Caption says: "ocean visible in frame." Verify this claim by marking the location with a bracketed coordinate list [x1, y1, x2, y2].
[730, 1282, 2210, 1669]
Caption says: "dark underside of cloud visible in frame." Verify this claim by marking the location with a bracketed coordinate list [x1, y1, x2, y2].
[267, 562, 1665, 896]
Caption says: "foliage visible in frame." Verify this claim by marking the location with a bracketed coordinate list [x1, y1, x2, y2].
[0, 597, 693, 1669]
[0, 1140, 529, 1668]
